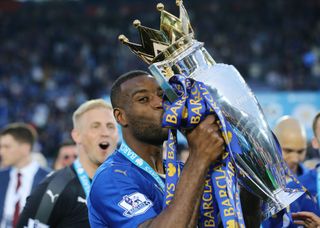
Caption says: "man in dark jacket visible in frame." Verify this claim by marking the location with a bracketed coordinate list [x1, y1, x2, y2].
[0, 123, 49, 228]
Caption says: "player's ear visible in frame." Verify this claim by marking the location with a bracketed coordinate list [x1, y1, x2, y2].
[71, 128, 81, 144]
[114, 108, 128, 127]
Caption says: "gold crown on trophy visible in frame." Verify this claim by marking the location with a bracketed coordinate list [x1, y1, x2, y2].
[118, 0, 194, 64]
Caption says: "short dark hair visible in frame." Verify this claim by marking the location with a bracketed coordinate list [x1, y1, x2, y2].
[54, 139, 76, 158]
[312, 112, 320, 137]
[111, 70, 149, 108]
[59, 139, 75, 148]
[0, 122, 37, 147]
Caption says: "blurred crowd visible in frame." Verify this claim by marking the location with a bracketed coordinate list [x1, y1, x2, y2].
[0, 0, 319, 158]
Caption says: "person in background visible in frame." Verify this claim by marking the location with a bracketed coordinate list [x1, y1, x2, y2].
[53, 141, 77, 170]
[17, 99, 119, 228]
[311, 112, 320, 162]
[263, 113, 320, 228]
[273, 116, 309, 177]
[304, 112, 320, 169]
[0, 123, 50, 228]
[289, 112, 320, 223]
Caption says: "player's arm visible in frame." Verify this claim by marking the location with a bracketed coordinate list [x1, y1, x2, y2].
[187, 187, 203, 228]
[139, 115, 224, 228]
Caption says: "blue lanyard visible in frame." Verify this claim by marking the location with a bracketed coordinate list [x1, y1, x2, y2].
[162, 75, 245, 227]
[73, 159, 91, 197]
[119, 142, 165, 193]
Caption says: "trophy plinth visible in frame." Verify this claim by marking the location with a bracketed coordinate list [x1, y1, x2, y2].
[263, 188, 304, 219]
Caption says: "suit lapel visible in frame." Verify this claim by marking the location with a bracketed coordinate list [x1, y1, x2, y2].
[0, 168, 11, 222]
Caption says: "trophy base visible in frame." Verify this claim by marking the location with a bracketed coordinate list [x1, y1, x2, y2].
[262, 188, 304, 220]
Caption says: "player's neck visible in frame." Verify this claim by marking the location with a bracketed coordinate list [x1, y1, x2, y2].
[124, 136, 164, 174]
[78, 152, 98, 179]
[15, 155, 32, 169]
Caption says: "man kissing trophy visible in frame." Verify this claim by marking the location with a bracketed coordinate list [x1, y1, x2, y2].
[119, 1, 304, 227]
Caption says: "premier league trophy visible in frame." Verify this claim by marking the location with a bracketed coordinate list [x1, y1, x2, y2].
[118, 0, 304, 223]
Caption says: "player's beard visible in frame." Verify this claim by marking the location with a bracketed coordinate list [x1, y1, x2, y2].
[128, 116, 168, 146]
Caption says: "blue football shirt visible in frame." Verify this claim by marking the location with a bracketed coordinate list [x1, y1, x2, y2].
[262, 167, 320, 228]
[287, 168, 320, 214]
[88, 150, 165, 228]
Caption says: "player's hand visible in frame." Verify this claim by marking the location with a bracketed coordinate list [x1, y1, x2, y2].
[186, 115, 224, 164]
[292, 211, 320, 228]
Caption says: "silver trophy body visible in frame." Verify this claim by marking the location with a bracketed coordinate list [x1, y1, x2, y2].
[149, 39, 304, 219]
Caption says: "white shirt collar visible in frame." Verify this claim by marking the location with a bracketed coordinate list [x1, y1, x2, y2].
[10, 160, 39, 179]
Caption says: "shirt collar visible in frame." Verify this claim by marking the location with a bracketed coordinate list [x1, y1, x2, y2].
[12, 160, 39, 177]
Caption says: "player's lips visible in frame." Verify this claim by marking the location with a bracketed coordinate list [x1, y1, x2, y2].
[99, 142, 110, 150]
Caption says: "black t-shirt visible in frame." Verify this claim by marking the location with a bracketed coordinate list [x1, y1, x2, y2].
[17, 166, 90, 228]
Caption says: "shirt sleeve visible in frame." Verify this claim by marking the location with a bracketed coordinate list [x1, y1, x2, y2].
[88, 167, 158, 228]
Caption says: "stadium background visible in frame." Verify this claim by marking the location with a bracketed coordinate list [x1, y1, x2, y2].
[0, 0, 319, 161]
